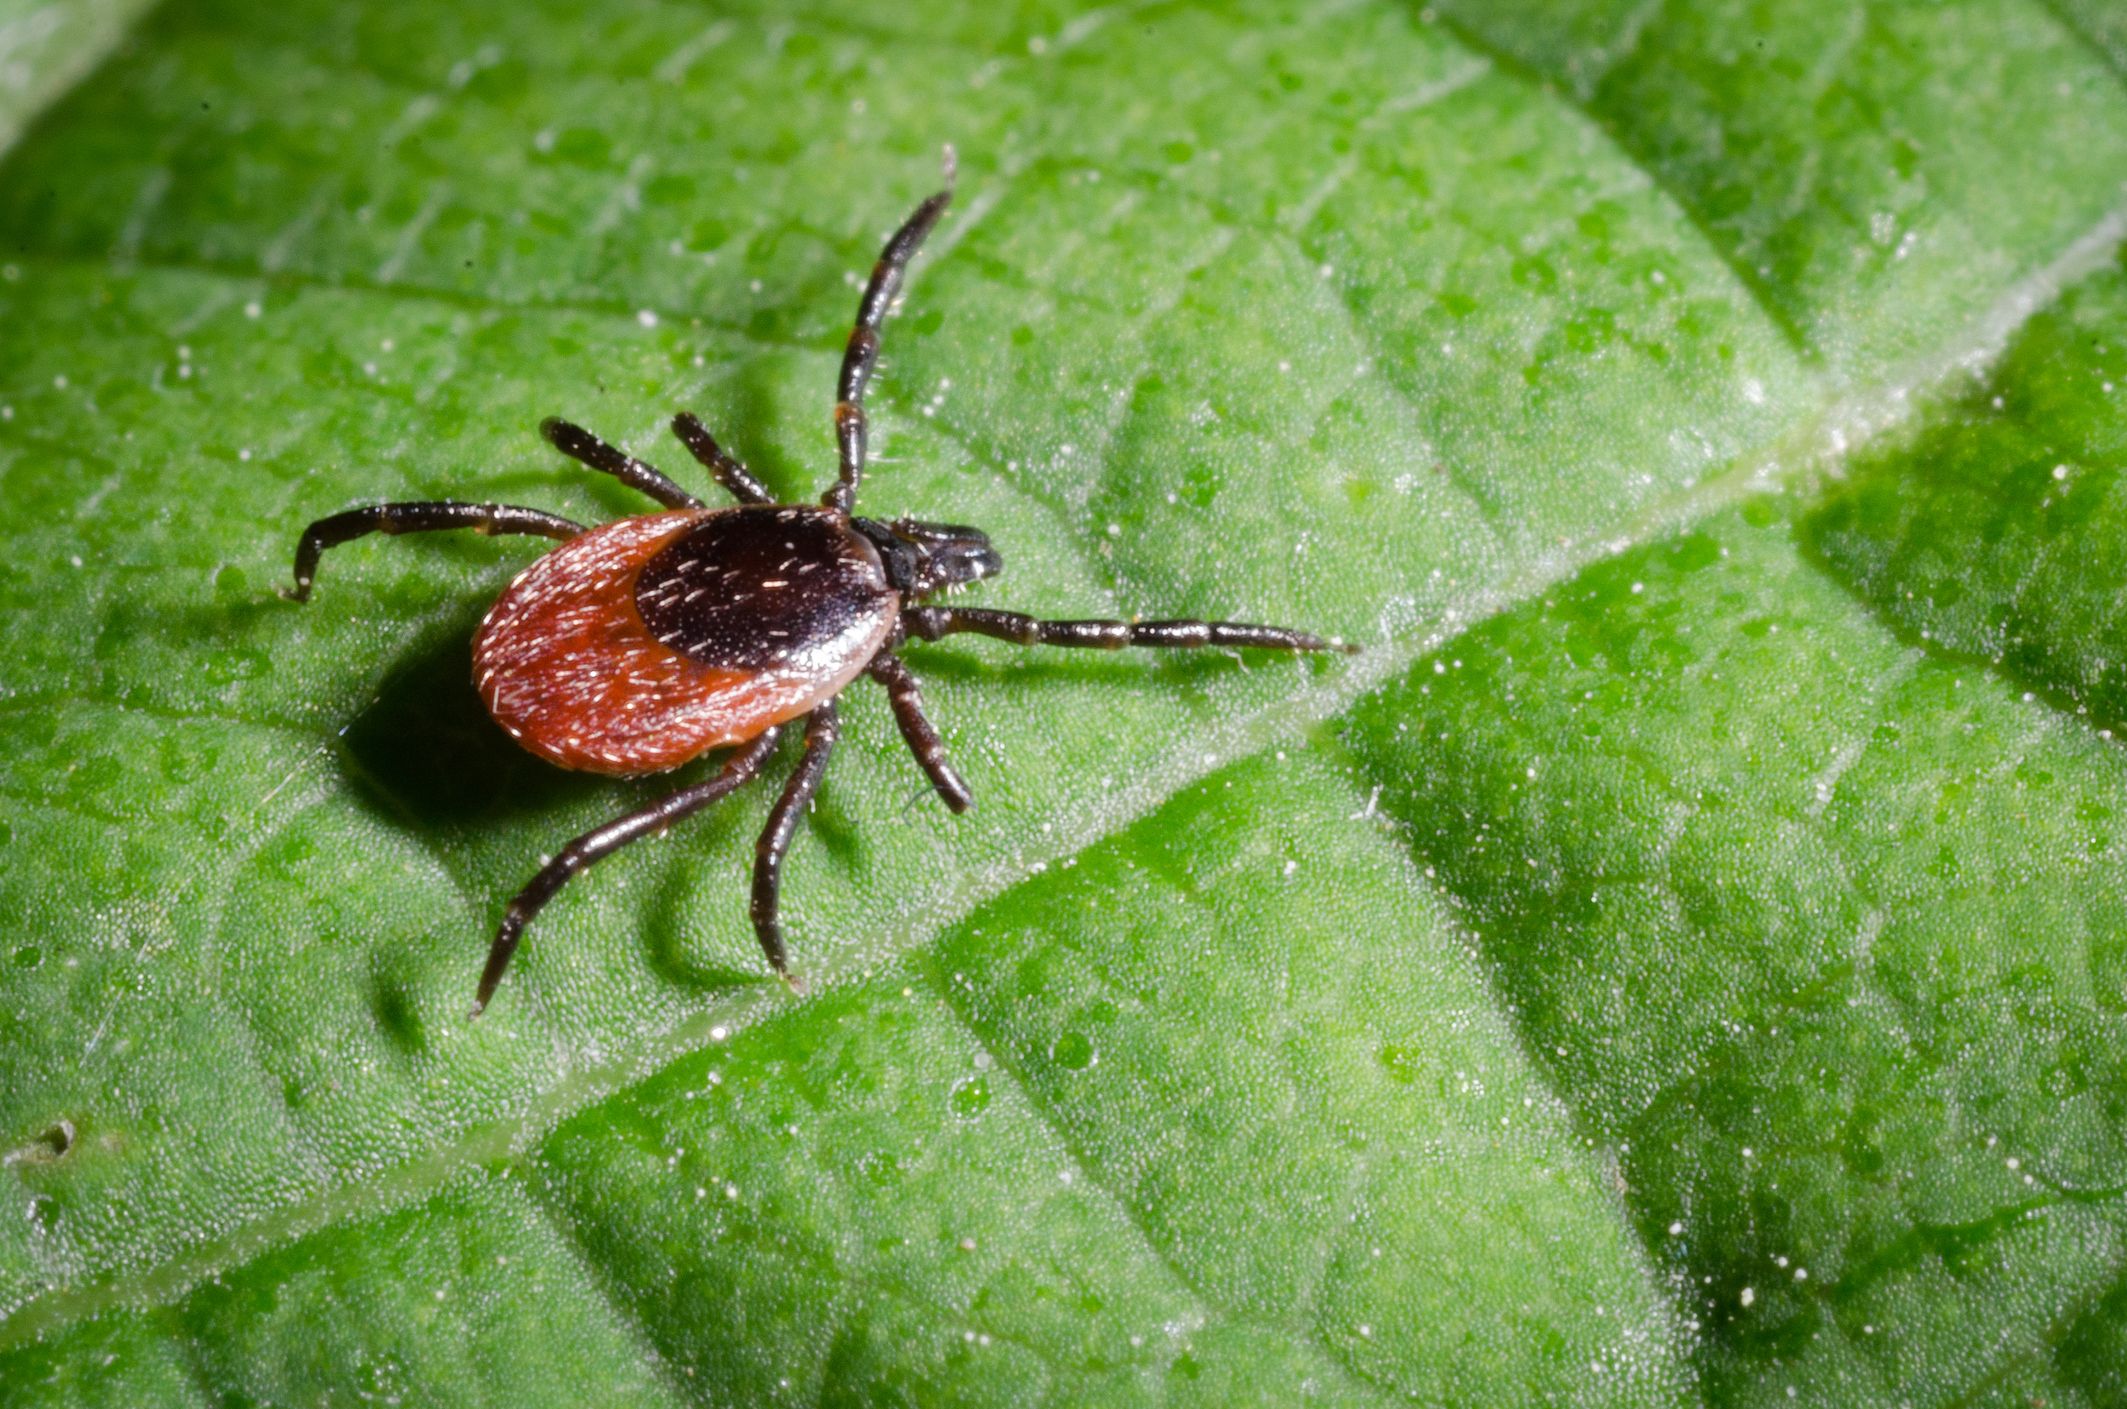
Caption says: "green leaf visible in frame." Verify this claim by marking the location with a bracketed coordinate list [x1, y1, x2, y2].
[0, 0, 152, 156]
[1, 0, 2124, 1402]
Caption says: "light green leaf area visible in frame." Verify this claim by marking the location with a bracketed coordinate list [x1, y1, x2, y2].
[0, 0, 2123, 1403]
[0, 0, 152, 155]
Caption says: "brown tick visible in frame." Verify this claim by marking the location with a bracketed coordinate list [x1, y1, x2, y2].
[286, 157, 1356, 1015]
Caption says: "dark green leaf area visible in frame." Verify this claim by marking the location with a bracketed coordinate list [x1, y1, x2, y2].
[1347, 503, 2127, 1404]
[534, 748, 1688, 1406]
[1806, 250, 2127, 734]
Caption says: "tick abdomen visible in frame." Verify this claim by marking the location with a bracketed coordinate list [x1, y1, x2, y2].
[475, 507, 897, 775]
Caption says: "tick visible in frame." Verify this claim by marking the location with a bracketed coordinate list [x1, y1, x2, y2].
[286, 157, 1356, 1015]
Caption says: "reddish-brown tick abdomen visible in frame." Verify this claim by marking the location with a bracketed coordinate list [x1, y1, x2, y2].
[474, 507, 898, 775]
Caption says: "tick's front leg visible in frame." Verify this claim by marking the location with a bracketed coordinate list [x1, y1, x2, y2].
[900, 605, 1357, 654]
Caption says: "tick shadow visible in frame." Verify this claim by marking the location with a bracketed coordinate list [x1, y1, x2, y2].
[336, 601, 856, 1002]
[336, 598, 592, 831]
[642, 847, 779, 995]
[636, 741, 867, 996]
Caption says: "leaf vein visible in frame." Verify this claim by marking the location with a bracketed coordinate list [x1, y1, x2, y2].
[919, 965, 1403, 1406]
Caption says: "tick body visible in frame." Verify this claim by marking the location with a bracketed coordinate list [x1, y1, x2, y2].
[474, 507, 897, 774]
[286, 153, 1356, 1015]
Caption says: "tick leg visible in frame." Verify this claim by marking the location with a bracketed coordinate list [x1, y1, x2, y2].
[540, 417, 704, 509]
[823, 151, 957, 515]
[900, 605, 1359, 654]
[286, 501, 586, 603]
[751, 701, 841, 984]
[672, 412, 774, 505]
[867, 651, 972, 813]
[473, 728, 784, 1016]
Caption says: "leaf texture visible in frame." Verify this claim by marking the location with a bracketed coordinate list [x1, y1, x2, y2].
[2, 0, 2125, 1402]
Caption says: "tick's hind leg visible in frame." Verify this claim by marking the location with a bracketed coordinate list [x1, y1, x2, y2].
[751, 702, 841, 986]
[900, 606, 1358, 655]
[286, 502, 586, 603]
[540, 418, 704, 509]
[867, 652, 971, 813]
[472, 728, 784, 1016]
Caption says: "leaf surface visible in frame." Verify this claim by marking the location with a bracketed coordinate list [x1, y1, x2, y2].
[1, 0, 2125, 1402]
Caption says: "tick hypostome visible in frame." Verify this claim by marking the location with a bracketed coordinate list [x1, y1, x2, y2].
[286, 154, 1357, 1016]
